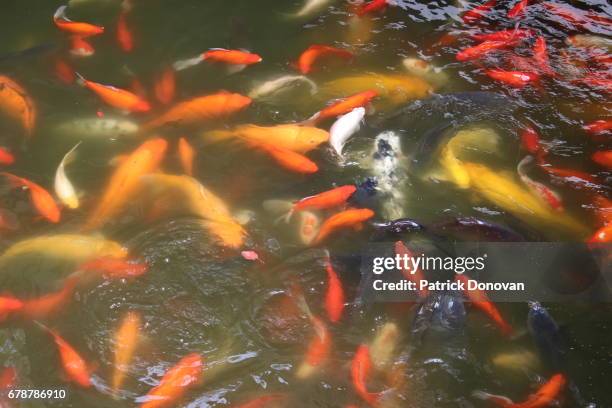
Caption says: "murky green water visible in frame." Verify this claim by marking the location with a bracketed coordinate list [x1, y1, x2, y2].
[1, 0, 611, 407]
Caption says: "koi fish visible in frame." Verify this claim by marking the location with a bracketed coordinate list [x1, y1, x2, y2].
[53, 116, 139, 139]
[507, 0, 528, 18]
[1, 172, 60, 223]
[395, 241, 429, 298]
[313, 208, 374, 245]
[83, 138, 168, 230]
[304, 90, 377, 125]
[248, 75, 317, 99]
[0, 147, 14, 165]
[174, 49, 262, 72]
[592, 150, 612, 169]
[54, 142, 81, 210]
[456, 40, 519, 61]
[324, 256, 345, 323]
[38, 323, 92, 388]
[140, 353, 203, 408]
[296, 45, 353, 75]
[583, 120, 612, 135]
[520, 125, 546, 157]
[0, 234, 127, 269]
[0, 295, 23, 321]
[54, 58, 75, 84]
[473, 373, 566, 408]
[369, 322, 400, 372]
[202, 124, 328, 154]
[491, 349, 539, 372]
[0, 366, 17, 389]
[77, 74, 150, 113]
[0, 75, 36, 135]
[539, 165, 598, 187]
[154, 68, 176, 105]
[471, 29, 533, 42]
[289, 0, 333, 18]
[231, 394, 287, 408]
[178, 137, 195, 176]
[588, 224, 611, 243]
[462, 0, 497, 24]
[351, 345, 381, 406]
[591, 194, 612, 225]
[53, 5, 104, 37]
[20, 276, 79, 319]
[401, 58, 450, 88]
[70, 36, 95, 57]
[296, 316, 331, 379]
[77, 257, 148, 279]
[517, 157, 563, 211]
[485, 69, 539, 87]
[112, 311, 141, 394]
[139, 174, 246, 248]
[116, 11, 134, 52]
[290, 185, 356, 219]
[357, 0, 388, 16]
[532, 36, 554, 76]
[144, 91, 251, 129]
[455, 274, 513, 336]
[298, 211, 321, 245]
[249, 141, 318, 174]
[567, 35, 612, 51]
[330, 107, 365, 158]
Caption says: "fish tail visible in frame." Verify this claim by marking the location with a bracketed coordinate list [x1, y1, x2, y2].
[173, 55, 204, 71]
[74, 72, 86, 87]
[472, 391, 514, 407]
[53, 5, 67, 21]
[1, 172, 28, 189]
[63, 141, 82, 165]
[298, 112, 320, 127]
[32, 320, 51, 333]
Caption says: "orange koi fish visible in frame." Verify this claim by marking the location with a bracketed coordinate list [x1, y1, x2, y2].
[112, 311, 141, 393]
[1, 172, 60, 223]
[297, 45, 353, 74]
[154, 68, 176, 105]
[231, 394, 287, 408]
[144, 91, 251, 129]
[474, 373, 566, 408]
[140, 353, 203, 408]
[0, 75, 36, 135]
[591, 194, 612, 225]
[395, 241, 429, 298]
[70, 36, 95, 57]
[507, 0, 528, 18]
[83, 138, 168, 230]
[472, 29, 533, 42]
[351, 345, 381, 406]
[455, 274, 513, 336]
[248, 141, 318, 174]
[0, 366, 17, 389]
[20, 276, 78, 319]
[592, 150, 612, 169]
[53, 5, 104, 37]
[116, 11, 134, 52]
[77, 74, 151, 113]
[324, 257, 345, 323]
[583, 120, 612, 135]
[357, 0, 388, 16]
[174, 49, 262, 72]
[456, 40, 519, 61]
[313, 208, 374, 245]
[305, 90, 377, 125]
[77, 257, 148, 279]
[296, 316, 331, 379]
[38, 323, 92, 388]
[54, 58, 75, 84]
[178, 137, 195, 176]
[0, 295, 23, 321]
[462, 0, 497, 24]
[0, 147, 14, 165]
[290, 185, 356, 218]
[485, 70, 539, 88]
[588, 224, 612, 243]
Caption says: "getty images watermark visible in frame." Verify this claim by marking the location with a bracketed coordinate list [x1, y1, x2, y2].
[354, 242, 611, 303]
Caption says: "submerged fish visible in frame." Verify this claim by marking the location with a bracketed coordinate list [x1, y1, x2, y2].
[112, 311, 141, 394]
[402, 57, 449, 88]
[329, 107, 365, 158]
[527, 301, 566, 371]
[474, 373, 566, 408]
[55, 142, 81, 209]
[296, 45, 353, 75]
[52, 116, 139, 139]
[2, 172, 61, 223]
[0, 75, 36, 135]
[567, 34, 612, 51]
[76, 73, 151, 113]
[248, 75, 317, 99]
[53, 5, 104, 37]
[289, 0, 335, 18]
[40, 324, 93, 388]
[491, 349, 539, 372]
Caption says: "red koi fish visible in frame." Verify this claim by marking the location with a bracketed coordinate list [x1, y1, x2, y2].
[140, 353, 203, 408]
[38, 323, 92, 388]
[116, 11, 134, 52]
[520, 125, 546, 158]
[0, 295, 23, 321]
[351, 345, 381, 406]
[154, 68, 176, 105]
[70, 36, 95, 57]
[77, 257, 148, 279]
[20, 276, 79, 319]
[313, 208, 374, 245]
[324, 257, 345, 323]
[53, 6, 104, 37]
[456, 40, 519, 61]
[591, 194, 612, 226]
[54, 58, 75, 84]
[231, 394, 287, 408]
[178, 137, 195, 176]
[395, 241, 429, 299]
[1, 172, 61, 223]
[540, 165, 598, 187]
[305, 90, 378, 125]
[474, 373, 566, 408]
[357, 0, 388, 16]
[588, 224, 611, 243]
[455, 274, 513, 336]
[472, 29, 533, 42]
[507, 0, 528, 18]
[289, 185, 356, 219]
[174, 49, 262, 72]
[0, 366, 17, 389]
[543, 3, 611, 30]
[583, 120, 612, 135]
[0, 147, 15, 165]
[517, 156, 563, 211]
[297, 45, 353, 74]
[592, 150, 612, 169]
[485, 69, 539, 88]
[462, 0, 497, 24]
[77, 74, 151, 113]
[533, 36, 554, 76]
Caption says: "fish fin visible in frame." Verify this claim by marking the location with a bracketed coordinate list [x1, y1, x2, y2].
[299, 112, 320, 127]
[226, 64, 246, 75]
[472, 391, 514, 407]
[173, 55, 204, 71]
[74, 72, 86, 87]
[62, 141, 82, 166]
[53, 5, 68, 21]
[1, 172, 27, 189]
